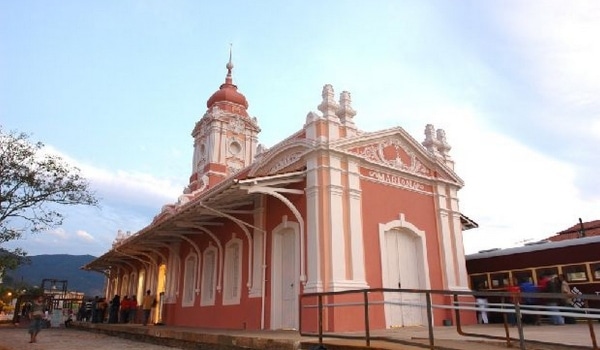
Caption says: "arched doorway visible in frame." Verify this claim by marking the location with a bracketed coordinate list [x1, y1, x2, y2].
[156, 264, 167, 323]
[379, 215, 430, 328]
[271, 221, 300, 330]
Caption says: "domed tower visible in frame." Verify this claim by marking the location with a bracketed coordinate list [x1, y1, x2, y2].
[187, 52, 260, 193]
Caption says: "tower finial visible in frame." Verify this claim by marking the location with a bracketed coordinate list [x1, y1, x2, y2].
[225, 43, 233, 84]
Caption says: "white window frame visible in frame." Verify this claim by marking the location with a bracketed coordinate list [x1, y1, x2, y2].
[129, 272, 137, 298]
[182, 253, 197, 307]
[167, 255, 181, 301]
[201, 246, 218, 306]
[223, 238, 242, 305]
[121, 274, 130, 296]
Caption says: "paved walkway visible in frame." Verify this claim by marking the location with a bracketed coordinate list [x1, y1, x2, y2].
[0, 326, 174, 350]
[0, 322, 598, 350]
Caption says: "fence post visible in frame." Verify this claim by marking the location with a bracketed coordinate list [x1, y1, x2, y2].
[318, 294, 323, 346]
[514, 300, 525, 350]
[584, 300, 598, 350]
[363, 290, 370, 347]
[453, 293, 465, 335]
[426, 291, 434, 350]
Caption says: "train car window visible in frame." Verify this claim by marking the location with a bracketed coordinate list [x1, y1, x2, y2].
[535, 267, 559, 281]
[513, 269, 534, 284]
[470, 274, 489, 290]
[562, 264, 588, 282]
[490, 272, 509, 289]
[591, 262, 600, 281]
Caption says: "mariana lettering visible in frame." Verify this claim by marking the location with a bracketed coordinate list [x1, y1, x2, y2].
[367, 170, 426, 191]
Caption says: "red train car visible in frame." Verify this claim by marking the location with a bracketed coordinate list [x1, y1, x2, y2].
[466, 235, 600, 308]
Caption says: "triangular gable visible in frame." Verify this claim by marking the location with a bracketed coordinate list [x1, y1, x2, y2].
[248, 138, 313, 177]
[331, 126, 463, 185]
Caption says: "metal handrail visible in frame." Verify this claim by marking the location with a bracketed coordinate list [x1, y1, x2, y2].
[300, 287, 600, 350]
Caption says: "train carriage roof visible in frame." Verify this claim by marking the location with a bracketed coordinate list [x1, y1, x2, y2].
[466, 234, 600, 261]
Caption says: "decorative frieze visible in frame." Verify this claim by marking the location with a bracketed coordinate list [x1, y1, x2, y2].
[269, 151, 303, 173]
[350, 138, 431, 176]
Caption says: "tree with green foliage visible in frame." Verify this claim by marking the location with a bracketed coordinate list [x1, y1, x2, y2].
[0, 126, 98, 270]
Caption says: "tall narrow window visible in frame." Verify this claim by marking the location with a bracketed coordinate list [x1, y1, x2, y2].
[201, 247, 217, 306]
[223, 238, 242, 305]
[182, 254, 197, 307]
[121, 274, 130, 296]
[167, 256, 180, 300]
[129, 272, 137, 300]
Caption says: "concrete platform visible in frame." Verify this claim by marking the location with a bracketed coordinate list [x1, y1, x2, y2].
[74, 321, 600, 349]
[1, 321, 598, 350]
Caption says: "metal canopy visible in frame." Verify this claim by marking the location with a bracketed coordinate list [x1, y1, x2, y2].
[83, 170, 306, 273]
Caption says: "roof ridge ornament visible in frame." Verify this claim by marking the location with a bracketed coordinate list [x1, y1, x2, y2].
[205, 45, 249, 111]
[226, 43, 233, 85]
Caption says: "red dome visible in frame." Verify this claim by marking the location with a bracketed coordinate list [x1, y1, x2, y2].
[206, 59, 249, 111]
[206, 82, 248, 109]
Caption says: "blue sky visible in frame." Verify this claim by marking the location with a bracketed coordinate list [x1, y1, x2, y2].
[1, 1, 599, 256]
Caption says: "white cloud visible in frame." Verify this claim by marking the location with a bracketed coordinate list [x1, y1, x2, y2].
[6, 145, 184, 256]
[451, 108, 600, 254]
[490, 1, 600, 127]
[42, 144, 184, 210]
[592, 120, 600, 139]
[76, 230, 94, 242]
[47, 228, 68, 239]
[86, 167, 183, 206]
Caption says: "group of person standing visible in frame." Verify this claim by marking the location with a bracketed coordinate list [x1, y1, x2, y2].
[533, 273, 574, 325]
[77, 290, 156, 325]
[107, 294, 138, 323]
[24, 290, 157, 345]
[475, 273, 574, 325]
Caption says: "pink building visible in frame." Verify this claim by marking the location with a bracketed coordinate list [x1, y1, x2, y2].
[85, 57, 476, 331]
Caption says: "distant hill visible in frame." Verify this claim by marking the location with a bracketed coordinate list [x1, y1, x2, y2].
[4, 254, 104, 297]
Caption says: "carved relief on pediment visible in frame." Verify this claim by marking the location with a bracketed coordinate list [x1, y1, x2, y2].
[269, 151, 304, 174]
[349, 138, 431, 176]
[250, 147, 307, 177]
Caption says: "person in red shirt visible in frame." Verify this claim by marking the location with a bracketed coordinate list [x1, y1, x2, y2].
[120, 296, 130, 323]
[506, 277, 521, 326]
[128, 295, 138, 323]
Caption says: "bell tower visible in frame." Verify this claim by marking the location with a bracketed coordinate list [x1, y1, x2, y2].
[186, 51, 260, 193]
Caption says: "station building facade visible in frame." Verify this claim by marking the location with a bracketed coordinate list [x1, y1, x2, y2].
[85, 58, 476, 331]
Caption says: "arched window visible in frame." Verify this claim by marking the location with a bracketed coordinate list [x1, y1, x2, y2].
[167, 255, 181, 300]
[129, 272, 138, 302]
[223, 238, 242, 305]
[121, 274, 130, 296]
[201, 246, 217, 306]
[182, 253, 197, 307]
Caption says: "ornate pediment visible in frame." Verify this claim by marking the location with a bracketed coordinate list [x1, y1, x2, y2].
[347, 137, 431, 176]
[249, 141, 311, 177]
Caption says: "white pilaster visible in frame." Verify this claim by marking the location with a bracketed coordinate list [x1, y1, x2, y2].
[304, 156, 323, 293]
[347, 160, 368, 287]
[327, 155, 346, 287]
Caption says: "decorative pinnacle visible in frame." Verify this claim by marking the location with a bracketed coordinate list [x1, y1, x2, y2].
[225, 44, 234, 84]
[227, 43, 233, 70]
